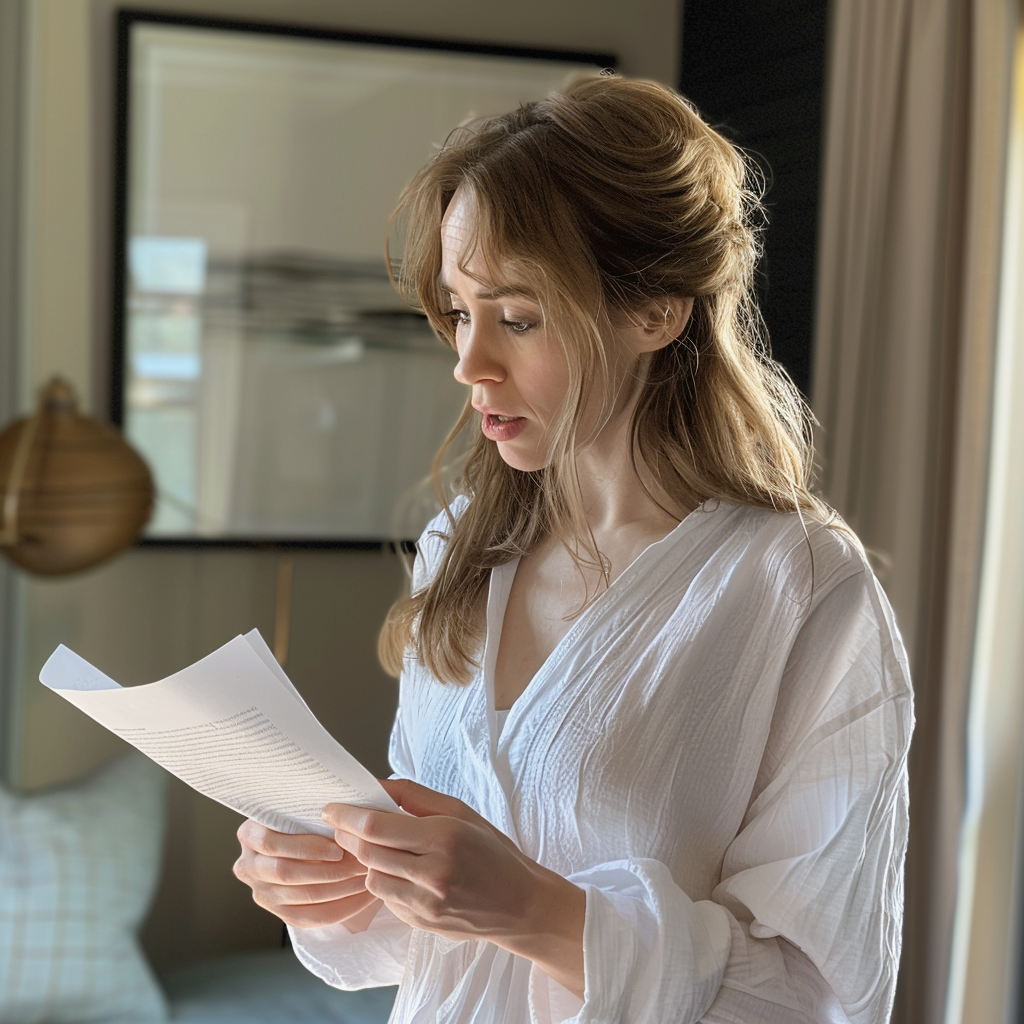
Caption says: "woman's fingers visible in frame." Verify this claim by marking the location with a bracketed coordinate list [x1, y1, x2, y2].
[255, 872, 369, 908]
[322, 786, 494, 856]
[232, 817, 382, 930]
[261, 889, 382, 930]
[378, 778, 485, 823]
[237, 818, 344, 861]
[329, 825, 422, 880]
[377, 781, 518, 857]
[238, 848, 366, 886]
[322, 802, 436, 855]
[234, 818, 365, 897]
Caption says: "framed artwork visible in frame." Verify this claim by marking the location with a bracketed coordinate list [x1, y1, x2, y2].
[112, 10, 613, 545]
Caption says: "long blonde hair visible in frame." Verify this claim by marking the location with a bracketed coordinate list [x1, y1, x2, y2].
[379, 74, 832, 684]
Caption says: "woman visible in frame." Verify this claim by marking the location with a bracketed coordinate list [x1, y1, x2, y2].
[233, 75, 912, 1024]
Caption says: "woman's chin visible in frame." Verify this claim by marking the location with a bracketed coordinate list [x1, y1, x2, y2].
[494, 443, 549, 474]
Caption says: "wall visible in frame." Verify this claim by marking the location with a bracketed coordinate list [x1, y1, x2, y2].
[0, 1, 25, 783]
[14, 0, 680, 969]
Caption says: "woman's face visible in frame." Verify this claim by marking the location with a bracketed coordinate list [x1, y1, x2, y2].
[440, 190, 575, 473]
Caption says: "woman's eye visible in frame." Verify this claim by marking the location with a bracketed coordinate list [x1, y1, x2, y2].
[441, 307, 536, 335]
[442, 309, 470, 328]
[501, 318, 535, 334]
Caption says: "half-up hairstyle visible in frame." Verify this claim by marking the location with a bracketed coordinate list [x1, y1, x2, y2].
[379, 74, 834, 684]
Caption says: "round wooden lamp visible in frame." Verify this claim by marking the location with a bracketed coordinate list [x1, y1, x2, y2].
[0, 377, 155, 575]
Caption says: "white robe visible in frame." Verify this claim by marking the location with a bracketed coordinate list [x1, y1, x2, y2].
[291, 499, 913, 1024]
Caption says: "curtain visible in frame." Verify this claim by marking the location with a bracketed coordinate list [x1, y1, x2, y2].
[812, 1, 1016, 1021]
[953, 28, 1024, 1021]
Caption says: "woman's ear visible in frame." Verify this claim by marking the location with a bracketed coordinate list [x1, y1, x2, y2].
[625, 296, 694, 354]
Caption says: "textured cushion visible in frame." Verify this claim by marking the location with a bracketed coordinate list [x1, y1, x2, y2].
[0, 752, 168, 1023]
[162, 948, 397, 1023]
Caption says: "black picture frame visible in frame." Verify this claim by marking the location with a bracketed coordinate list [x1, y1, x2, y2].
[111, 9, 614, 549]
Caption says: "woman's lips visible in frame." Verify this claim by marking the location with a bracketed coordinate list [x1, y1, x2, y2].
[481, 413, 527, 442]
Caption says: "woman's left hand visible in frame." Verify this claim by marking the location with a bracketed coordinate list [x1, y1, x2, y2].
[322, 778, 585, 997]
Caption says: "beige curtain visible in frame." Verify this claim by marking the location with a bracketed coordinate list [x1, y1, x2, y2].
[812, 1, 1016, 1021]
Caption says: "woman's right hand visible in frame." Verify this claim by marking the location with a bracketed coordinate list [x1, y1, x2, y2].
[234, 818, 382, 930]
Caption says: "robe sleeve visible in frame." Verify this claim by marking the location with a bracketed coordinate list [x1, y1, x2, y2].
[539, 567, 913, 1024]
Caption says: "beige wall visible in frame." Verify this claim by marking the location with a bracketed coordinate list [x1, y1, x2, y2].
[14, 0, 680, 971]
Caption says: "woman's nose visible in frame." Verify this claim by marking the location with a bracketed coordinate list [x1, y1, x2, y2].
[453, 327, 505, 386]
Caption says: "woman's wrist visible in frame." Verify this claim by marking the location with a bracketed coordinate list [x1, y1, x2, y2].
[501, 863, 586, 999]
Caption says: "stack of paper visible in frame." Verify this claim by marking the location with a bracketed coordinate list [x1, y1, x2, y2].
[39, 630, 398, 836]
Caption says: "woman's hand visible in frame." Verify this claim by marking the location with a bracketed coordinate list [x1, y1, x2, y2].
[323, 778, 586, 997]
[233, 819, 382, 931]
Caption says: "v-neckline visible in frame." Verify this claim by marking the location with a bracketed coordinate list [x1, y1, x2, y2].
[482, 500, 722, 737]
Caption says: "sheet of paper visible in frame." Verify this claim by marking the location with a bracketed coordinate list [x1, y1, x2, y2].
[39, 631, 398, 837]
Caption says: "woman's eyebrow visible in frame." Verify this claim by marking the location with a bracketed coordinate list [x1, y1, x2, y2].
[437, 277, 535, 301]
[476, 284, 533, 300]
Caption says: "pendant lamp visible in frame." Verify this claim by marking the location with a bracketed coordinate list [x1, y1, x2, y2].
[0, 377, 154, 575]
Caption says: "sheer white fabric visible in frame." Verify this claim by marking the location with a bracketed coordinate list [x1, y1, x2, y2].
[291, 499, 913, 1024]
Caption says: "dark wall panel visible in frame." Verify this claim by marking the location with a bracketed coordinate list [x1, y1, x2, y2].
[679, 0, 828, 398]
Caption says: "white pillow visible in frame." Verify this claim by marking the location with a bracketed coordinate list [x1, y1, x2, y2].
[0, 751, 168, 1023]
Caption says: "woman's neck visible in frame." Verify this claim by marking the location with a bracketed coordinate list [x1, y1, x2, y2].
[574, 405, 694, 537]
